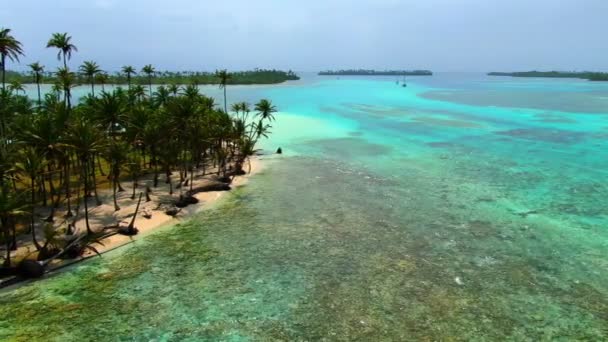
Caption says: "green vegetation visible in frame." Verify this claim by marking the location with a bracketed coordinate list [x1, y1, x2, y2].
[0, 28, 278, 276]
[4, 68, 299, 86]
[319, 69, 433, 76]
[488, 71, 608, 81]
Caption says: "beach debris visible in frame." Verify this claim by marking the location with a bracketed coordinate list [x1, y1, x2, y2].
[142, 209, 152, 219]
[454, 276, 464, 286]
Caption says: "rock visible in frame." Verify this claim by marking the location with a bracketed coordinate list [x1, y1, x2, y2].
[218, 176, 232, 184]
[117, 226, 139, 236]
[165, 207, 181, 217]
[17, 260, 45, 279]
[185, 196, 199, 205]
[192, 182, 231, 192]
[175, 195, 199, 208]
[276, 147, 283, 154]
[0, 267, 17, 277]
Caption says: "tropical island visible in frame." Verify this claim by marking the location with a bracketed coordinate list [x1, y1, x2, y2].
[488, 71, 608, 81]
[319, 69, 433, 76]
[4, 68, 299, 86]
[0, 29, 281, 283]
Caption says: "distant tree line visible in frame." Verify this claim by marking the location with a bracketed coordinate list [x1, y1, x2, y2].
[4, 69, 300, 86]
[318, 69, 433, 76]
[488, 71, 608, 82]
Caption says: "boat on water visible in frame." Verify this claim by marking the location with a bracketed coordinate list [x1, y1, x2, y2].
[402, 74, 407, 87]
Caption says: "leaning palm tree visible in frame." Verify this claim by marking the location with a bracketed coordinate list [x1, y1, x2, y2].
[28, 62, 44, 106]
[0, 28, 24, 90]
[46, 32, 77, 69]
[79, 61, 101, 96]
[215, 69, 232, 113]
[141, 64, 155, 96]
[121, 65, 136, 89]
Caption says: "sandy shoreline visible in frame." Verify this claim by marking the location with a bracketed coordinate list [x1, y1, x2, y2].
[2, 157, 264, 281]
[89, 157, 264, 256]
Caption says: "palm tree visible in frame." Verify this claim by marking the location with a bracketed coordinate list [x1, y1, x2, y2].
[0, 190, 27, 266]
[167, 83, 180, 96]
[28, 62, 44, 106]
[96, 72, 109, 92]
[79, 61, 101, 96]
[8, 80, 24, 95]
[152, 85, 170, 108]
[66, 115, 105, 234]
[141, 64, 155, 97]
[121, 65, 136, 89]
[93, 90, 127, 137]
[46, 32, 77, 69]
[14, 147, 47, 250]
[255, 99, 277, 122]
[103, 141, 129, 211]
[215, 69, 232, 113]
[56, 67, 76, 110]
[0, 28, 24, 91]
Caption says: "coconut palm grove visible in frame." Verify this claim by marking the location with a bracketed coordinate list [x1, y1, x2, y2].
[0, 28, 280, 276]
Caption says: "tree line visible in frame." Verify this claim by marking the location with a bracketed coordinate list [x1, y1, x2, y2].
[0, 28, 278, 276]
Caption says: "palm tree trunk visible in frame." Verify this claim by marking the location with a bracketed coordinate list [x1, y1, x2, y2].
[90, 80, 95, 96]
[90, 160, 102, 206]
[113, 177, 120, 211]
[36, 79, 42, 107]
[96, 154, 105, 176]
[64, 158, 73, 218]
[30, 178, 42, 250]
[2, 217, 11, 266]
[83, 158, 92, 234]
[223, 86, 227, 113]
[131, 176, 137, 200]
[1, 54, 6, 91]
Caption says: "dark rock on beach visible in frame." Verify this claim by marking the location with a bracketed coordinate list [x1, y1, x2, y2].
[17, 260, 45, 279]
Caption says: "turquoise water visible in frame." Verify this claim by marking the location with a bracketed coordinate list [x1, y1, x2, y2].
[2, 74, 608, 340]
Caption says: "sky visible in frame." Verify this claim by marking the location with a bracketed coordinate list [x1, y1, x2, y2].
[1, 0, 607, 72]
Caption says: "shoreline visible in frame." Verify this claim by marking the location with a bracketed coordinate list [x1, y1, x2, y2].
[0, 157, 265, 288]
[90, 157, 264, 256]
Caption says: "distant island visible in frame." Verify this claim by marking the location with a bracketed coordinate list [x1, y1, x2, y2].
[488, 71, 608, 82]
[5, 69, 299, 85]
[319, 69, 433, 76]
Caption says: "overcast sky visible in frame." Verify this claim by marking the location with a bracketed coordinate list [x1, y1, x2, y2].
[2, 0, 607, 72]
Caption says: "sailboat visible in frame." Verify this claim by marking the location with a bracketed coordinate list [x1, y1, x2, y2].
[402, 74, 407, 87]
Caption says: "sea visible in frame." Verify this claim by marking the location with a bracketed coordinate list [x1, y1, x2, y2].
[2, 73, 608, 340]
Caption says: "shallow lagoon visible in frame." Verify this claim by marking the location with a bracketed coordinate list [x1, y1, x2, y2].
[2, 73, 607, 340]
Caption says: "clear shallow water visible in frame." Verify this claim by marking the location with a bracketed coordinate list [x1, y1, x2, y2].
[3, 73, 608, 340]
